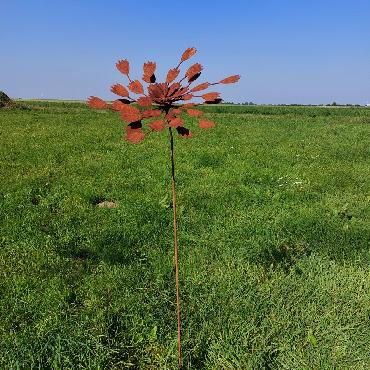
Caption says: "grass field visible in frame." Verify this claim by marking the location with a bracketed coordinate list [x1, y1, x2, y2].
[1, 102, 369, 369]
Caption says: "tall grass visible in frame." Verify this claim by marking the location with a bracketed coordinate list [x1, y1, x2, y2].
[0, 103, 369, 369]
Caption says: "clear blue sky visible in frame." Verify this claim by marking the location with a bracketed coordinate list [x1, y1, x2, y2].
[1, 0, 369, 104]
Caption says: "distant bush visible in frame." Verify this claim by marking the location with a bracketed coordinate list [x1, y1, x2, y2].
[0, 91, 13, 108]
[0, 91, 29, 109]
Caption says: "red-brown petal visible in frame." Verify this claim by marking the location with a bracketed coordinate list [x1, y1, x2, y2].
[137, 96, 152, 107]
[168, 117, 183, 128]
[170, 108, 182, 116]
[149, 119, 165, 131]
[181, 102, 198, 108]
[201, 92, 220, 101]
[166, 68, 180, 83]
[190, 82, 211, 92]
[182, 94, 193, 101]
[199, 119, 215, 129]
[187, 109, 203, 117]
[143, 61, 156, 76]
[185, 63, 203, 80]
[111, 83, 129, 97]
[142, 61, 157, 83]
[219, 75, 241, 84]
[87, 96, 108, 109]
[125, 127, 145, 143]
[116, 60, 130, 75]
[128, 80, 144, 94]
[120, 105, 141, 123]
[142, 109, 162, 119]
[112, 100, 129, 111]
[181, 47, 197, 62]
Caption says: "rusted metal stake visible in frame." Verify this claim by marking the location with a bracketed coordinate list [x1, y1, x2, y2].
[169, 127, 182, 368]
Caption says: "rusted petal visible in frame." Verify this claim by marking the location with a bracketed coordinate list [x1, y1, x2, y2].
[142, 109, 162, 119]
[190, 82, 211, 92]
[120, 111, 142, 123]
[125, 127, 145, 143]
[137, 96, 152, 107]
[181, 102, 198, 108]
[181, 47, 197, 62]
[170, 108, 182, 116]
[120, 105, 141, 123]
[202, 92, 220, 101]
[182, 94, 193, 101]
[116, 60, 130, 75]
[166, 68, 180, 83]
[143, 61, 156, 77]
[128, 80, 144, 94]
[88, 96, 108, 109]
[111, 83, 129, 97]
[142, 75, 151, 83]
[112, 99, 131, 111]
[120, 104, 140, 114]
[149, 119, 165, 131]
[176, 126, 193, 137]
[187, 109, 203, 117]
[185, 63, 203, 82]
[142, 62, 157, 84]
[219, 75, 241, 84]
[168, 117, 183, 128]
[199, 119, 215, 129]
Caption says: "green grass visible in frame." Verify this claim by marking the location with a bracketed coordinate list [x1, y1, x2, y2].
[0, 102, 369, 369]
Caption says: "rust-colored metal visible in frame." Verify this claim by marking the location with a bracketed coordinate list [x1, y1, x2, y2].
[88, 47, 240, 368]
[88, 47, 240, 143]
[169, 126, 182, 368]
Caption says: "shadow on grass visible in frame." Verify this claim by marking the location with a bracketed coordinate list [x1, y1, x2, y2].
[56, 229, 149, 268]
[256, 227, 370, 273]
[260, 241, 311, 273]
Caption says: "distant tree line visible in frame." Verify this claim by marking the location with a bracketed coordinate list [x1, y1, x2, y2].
[223, 100, 365, 107]
[224, 101, 257, 105]
[325, 101, 362, 107]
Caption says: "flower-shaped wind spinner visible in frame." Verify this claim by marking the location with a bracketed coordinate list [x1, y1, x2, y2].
[88, 47, 239, 368]
[88, 47, 240, 143]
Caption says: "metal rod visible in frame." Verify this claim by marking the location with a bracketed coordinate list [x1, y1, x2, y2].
[169, 127, 182, 368]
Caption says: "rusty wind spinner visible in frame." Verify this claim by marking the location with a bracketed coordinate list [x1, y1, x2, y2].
[88, 47, 239, 368]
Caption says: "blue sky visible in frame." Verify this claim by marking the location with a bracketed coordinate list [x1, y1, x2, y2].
[1, 0, 369, 104]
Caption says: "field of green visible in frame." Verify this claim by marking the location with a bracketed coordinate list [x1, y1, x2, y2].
[1, 102, 369, 369]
